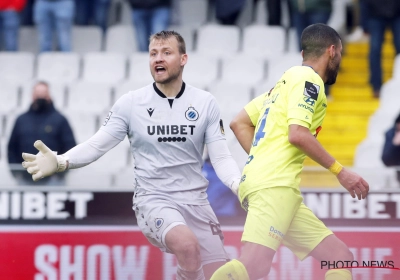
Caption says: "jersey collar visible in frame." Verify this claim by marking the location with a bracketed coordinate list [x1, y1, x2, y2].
[153, 82, 186, 99]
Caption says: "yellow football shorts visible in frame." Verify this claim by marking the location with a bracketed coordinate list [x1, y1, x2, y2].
[241, 187, 333, 260]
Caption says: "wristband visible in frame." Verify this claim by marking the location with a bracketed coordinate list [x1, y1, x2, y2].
[328, 161, 343, 176]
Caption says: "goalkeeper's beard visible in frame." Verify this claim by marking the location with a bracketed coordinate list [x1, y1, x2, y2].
[32, 98, 50, 113]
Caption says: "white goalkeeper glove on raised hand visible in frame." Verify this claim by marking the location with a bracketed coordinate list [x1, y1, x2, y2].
[21, 140, 68, 181]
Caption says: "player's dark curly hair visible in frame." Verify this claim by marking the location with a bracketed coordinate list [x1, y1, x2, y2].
[149, 30, 186, 54]
[301, 23, 341, 60]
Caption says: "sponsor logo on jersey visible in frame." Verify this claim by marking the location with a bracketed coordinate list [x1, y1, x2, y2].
[102, 111, 113, 126]
[155, 218, 164, 229]
[304, 81, 320, 100]
[298, 103, 314, 113]
[147, 108, 155, 117]
[185, 106, 199, 121]
[303, 96, 316, 106]
[219, 119, 225, 135]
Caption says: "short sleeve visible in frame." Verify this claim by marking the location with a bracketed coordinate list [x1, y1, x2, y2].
[100, 93, 132, 141]
[245, 93, 266, 126]
[287, 78, 322, 128]
[205, 97, 226, 144]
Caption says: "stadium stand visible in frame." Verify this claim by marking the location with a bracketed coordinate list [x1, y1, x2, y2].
[1, 0, 399, 190]
[196, 24, 241, 57]
[242, 25, 286, 58]
[36, 52, 80, 85]
[82, 52, 127, 85]
[72, 26, 103, 55]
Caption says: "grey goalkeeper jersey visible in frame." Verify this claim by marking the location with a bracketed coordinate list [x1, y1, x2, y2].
[101, 82, 226, 205]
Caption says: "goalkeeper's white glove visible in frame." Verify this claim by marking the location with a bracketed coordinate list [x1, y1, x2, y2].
[21, 140, 68, 181]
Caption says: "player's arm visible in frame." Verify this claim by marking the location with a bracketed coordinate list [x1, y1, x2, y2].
[230, 93, 265, 154]
[208, 140, 242, 195]
[22, 94, 131, 181]
[230, 109, 255, 154]
[288, 124, 369, 200]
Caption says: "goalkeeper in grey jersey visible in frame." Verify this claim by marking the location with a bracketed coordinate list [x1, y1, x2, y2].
[21, 31, 242, 280]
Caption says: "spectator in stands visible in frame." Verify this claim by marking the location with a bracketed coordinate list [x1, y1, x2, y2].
[214, 0, 246, 25]
[7, 81, 76, 185]
[74, 0, 111, 33]
[203, 156, 240, 217]
[382, 112, 400, 183]
[346, 0, 369, 42]
[34, 0, 75, 52]
[253, 0, 292, 27]
[366, 0, 400, 98]
[290, 0, 332, 49]
[127, 0, 172, 52]
[0, 0, 26, 51]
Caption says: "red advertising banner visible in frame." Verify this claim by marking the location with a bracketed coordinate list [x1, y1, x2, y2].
[0, 226, 399, 280]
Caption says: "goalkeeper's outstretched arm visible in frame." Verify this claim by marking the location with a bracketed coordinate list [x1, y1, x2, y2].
[22, 130, 121, 181]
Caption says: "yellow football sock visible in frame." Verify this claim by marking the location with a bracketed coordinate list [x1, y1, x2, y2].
[325, 269, 352, 280]
[210, 259, 250, 280]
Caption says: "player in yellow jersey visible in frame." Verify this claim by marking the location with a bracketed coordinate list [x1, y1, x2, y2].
[211, 23, 369, 280]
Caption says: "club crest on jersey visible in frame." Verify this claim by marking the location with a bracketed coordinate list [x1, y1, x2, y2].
[155, 218, 164, 229]
[185, 106, 199, 121]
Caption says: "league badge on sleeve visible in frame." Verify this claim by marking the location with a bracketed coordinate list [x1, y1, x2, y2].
[304, 81, 320, 101]
[220, 119, 225, 135]
[185, 106, 199, 121]
[102, 111, 113, 126]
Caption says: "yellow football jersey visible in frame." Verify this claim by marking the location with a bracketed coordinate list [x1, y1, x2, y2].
[239, 66, 327, 202]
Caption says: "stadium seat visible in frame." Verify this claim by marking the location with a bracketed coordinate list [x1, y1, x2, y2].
[82, 52, 127, 85]
[196, 24, 240, 57]
[327, 0, 347, 34]
[221, 55, 266, 86]
[128, 53, 154, 84]
[37, 52, 80, 85]
[18, 27, 39, 54]
[0, 160, 17, 187]
[105, 25, 137, 54]
[256, 52, 303, 94]
[379, 79, 400, 114]
[72, 26, 103, 54]
[0, 83, 19, 114]
[67, 82, 112, 115]
[242, 25, 286, 58]
[64, 111, 99, 143]
[2, 112, 17, 141]
[20, 82, 66, 112]
[167, 25, 195, 52]
[287, 28, 299, 53]
[350, 167, 393, 190]
[178, 0, 208, 28]
[183, 53, 219, 89]
[114, 80, 149, 103]
[367, 111, 397, 142]
[0, 52, 35, 85]
[354, 139, 385, 168]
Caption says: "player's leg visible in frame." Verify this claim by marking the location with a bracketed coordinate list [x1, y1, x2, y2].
[309, 235, 354, 280]
[283, 202, 353, 280]
[180, 204, 230, 280]
[165, 224, 206, 279]
[134, 196, 205, 279]
[211, 187, 303, 280]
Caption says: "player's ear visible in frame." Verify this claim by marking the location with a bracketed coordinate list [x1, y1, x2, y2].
[181, 53, 188, 67]
[328, 45, 336, 59]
